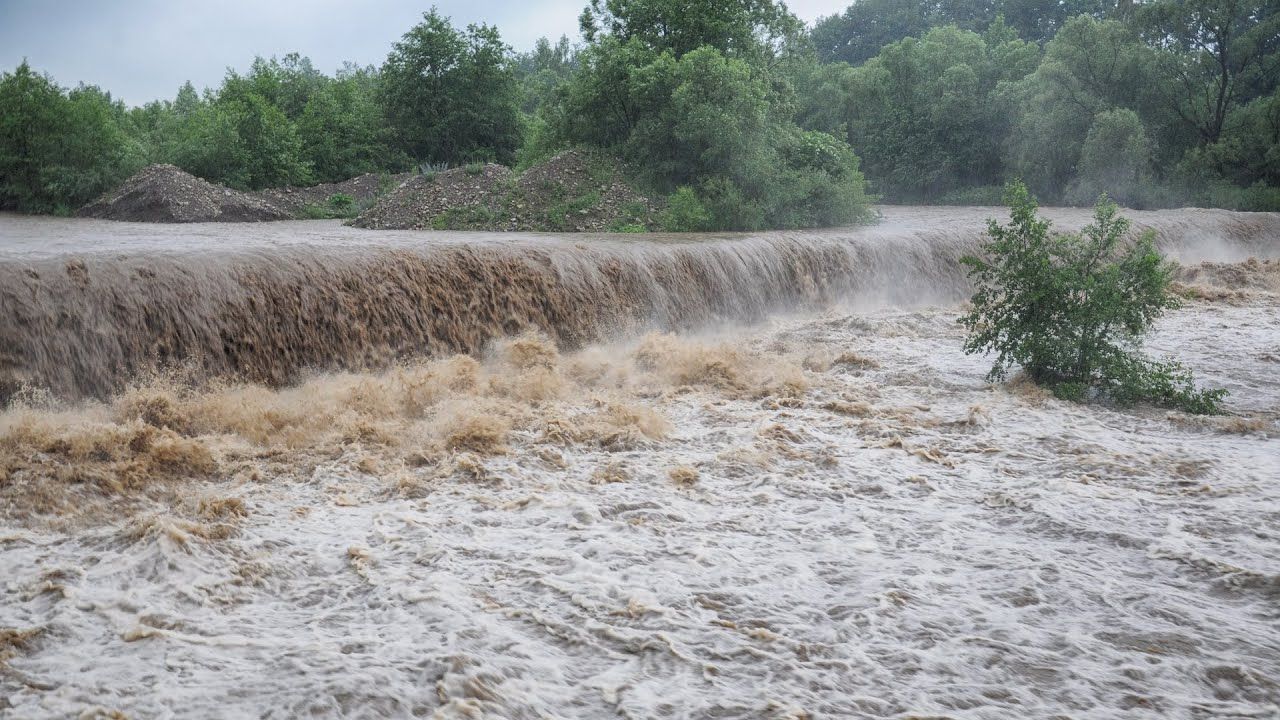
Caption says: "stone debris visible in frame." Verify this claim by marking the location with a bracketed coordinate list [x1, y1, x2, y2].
[78, 164, 293, 223]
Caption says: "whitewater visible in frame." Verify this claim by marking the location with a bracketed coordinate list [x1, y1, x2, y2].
[1, 208, 1277, 719]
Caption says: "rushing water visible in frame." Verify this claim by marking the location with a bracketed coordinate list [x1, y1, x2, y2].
[1, 210, 1278, 719]
[3, 207, 1277, 401]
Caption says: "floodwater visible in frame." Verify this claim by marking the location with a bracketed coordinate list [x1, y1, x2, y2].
[1, 209, 1278, 719]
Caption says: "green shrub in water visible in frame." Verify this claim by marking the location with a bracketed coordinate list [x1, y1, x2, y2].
[960, 180, 1226, 414]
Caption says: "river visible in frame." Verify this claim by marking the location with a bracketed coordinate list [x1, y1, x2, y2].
[1, 209, 1277, 718]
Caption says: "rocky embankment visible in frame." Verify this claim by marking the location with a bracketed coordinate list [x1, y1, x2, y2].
[78, 165, 411, 223]
[77, 164, 292, 223]
[251, 172, 414, 216]
[351, 150, 660, 232]
[76, 151, 659, 230]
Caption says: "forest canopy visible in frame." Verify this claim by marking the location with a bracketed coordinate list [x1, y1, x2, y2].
[1, 0, 1277, 221]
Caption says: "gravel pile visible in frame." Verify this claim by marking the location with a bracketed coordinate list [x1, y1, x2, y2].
[78, 165, 292, 223]
[351, 151, 659, 231]
[253, 172, 414, 215]
[349, 165, 513, 230]
[500, 149, 659, 232]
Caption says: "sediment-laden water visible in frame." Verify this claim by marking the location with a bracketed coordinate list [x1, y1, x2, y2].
[1, 209, 1277, 718]
[3, 207, 1276, 401]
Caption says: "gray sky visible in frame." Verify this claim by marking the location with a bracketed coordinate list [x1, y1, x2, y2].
[0, 0, 849, 107]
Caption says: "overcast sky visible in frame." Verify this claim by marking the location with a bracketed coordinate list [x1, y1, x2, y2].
[0, 0, 849, 106]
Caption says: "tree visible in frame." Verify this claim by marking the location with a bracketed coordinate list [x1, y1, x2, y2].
[579, 0, 801, 58]
[379, 10, 522, 165]
[516, 36, 578, 114]
[819, 24, 1039, 200]
[0, 61, 63, 210]
[1141, 0, 1280, 144]
[811, 0, 938, 65]
[1004, 15, 1168, 199]
[960, 181, 1225, 413]
[811, 0, 1119, 65]
[0, 61, 143, 212]
[548, 22, 871, 229]
[1068, 108, 1154, 205]
[298, 67, 405, 182]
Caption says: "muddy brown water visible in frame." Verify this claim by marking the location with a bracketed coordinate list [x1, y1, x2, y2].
[3, 207, 1276, 402]
[2, 207, 1279, 719]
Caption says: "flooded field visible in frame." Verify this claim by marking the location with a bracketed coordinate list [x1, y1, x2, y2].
[1, 210, 1278, 718]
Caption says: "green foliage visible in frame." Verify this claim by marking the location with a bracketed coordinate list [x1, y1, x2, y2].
[811, 24, 1040, 202]
[540, 190, 603, 231]
[936, 185, 1006, 205]
[579, 0, 801, 59]
[811, 0, 1117, 65]
[607, 199, 652, 231]
[515, 36, 578, 115]
[296, 193, 360, 220]
[960, 181, 1225, 414]
[1068, 108, 1153, 207]
[327, 192, 356, 214]
[379, 10, 523, 166]
[1176, 88, 1280, 192]
[0, 62, 144, 212]
[6, 0, 1278, 217]
[1138, 0, 1280, 144]
[805, 0, 1278, 208]
[548, 3, 872, 230]
[431, 204, 499, 230]
[297, 64, 407, 183]
[660, 187, 713, 231]
[1004, 16, 1170, 201]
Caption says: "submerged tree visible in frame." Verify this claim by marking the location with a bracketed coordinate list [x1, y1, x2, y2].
[960, 181, 1226, 413]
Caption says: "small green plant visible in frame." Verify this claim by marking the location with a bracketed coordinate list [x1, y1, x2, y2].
[660, 187, 713, 231]
[464, 162, 485, 176]
[431, 204, 498, 230]
[326, 193, 356, 217]
[541, 191, 601, 230]
[960, 181, 1226, 414]
[296, 193, 360, 220]
[296, 203, 332, 219]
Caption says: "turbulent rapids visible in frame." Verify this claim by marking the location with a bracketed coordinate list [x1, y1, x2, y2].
[2, 206, 1277, 401]
[1, 207, 1278, 719]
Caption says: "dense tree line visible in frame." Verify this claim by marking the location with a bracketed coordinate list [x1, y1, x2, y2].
[0, 10, 521, 212]
[1, 0, 1277, 220]
[797, 0, 1279, 208]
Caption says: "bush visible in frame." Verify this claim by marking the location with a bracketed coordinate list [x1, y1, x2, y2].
[660, 186, 713, 231]
[327, 192, 356, 214]
[960, 181, 1226, 414]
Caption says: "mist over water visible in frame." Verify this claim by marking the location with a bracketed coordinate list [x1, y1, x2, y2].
[1, 208, 1278, 718]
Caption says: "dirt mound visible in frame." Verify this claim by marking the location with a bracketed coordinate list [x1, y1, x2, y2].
[349, 165, 513, 230]
[253, 172, 414, 215]
[499, 149, 659, 232]
[351, 151, 659, 232]
[78, 165, 291, 223]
